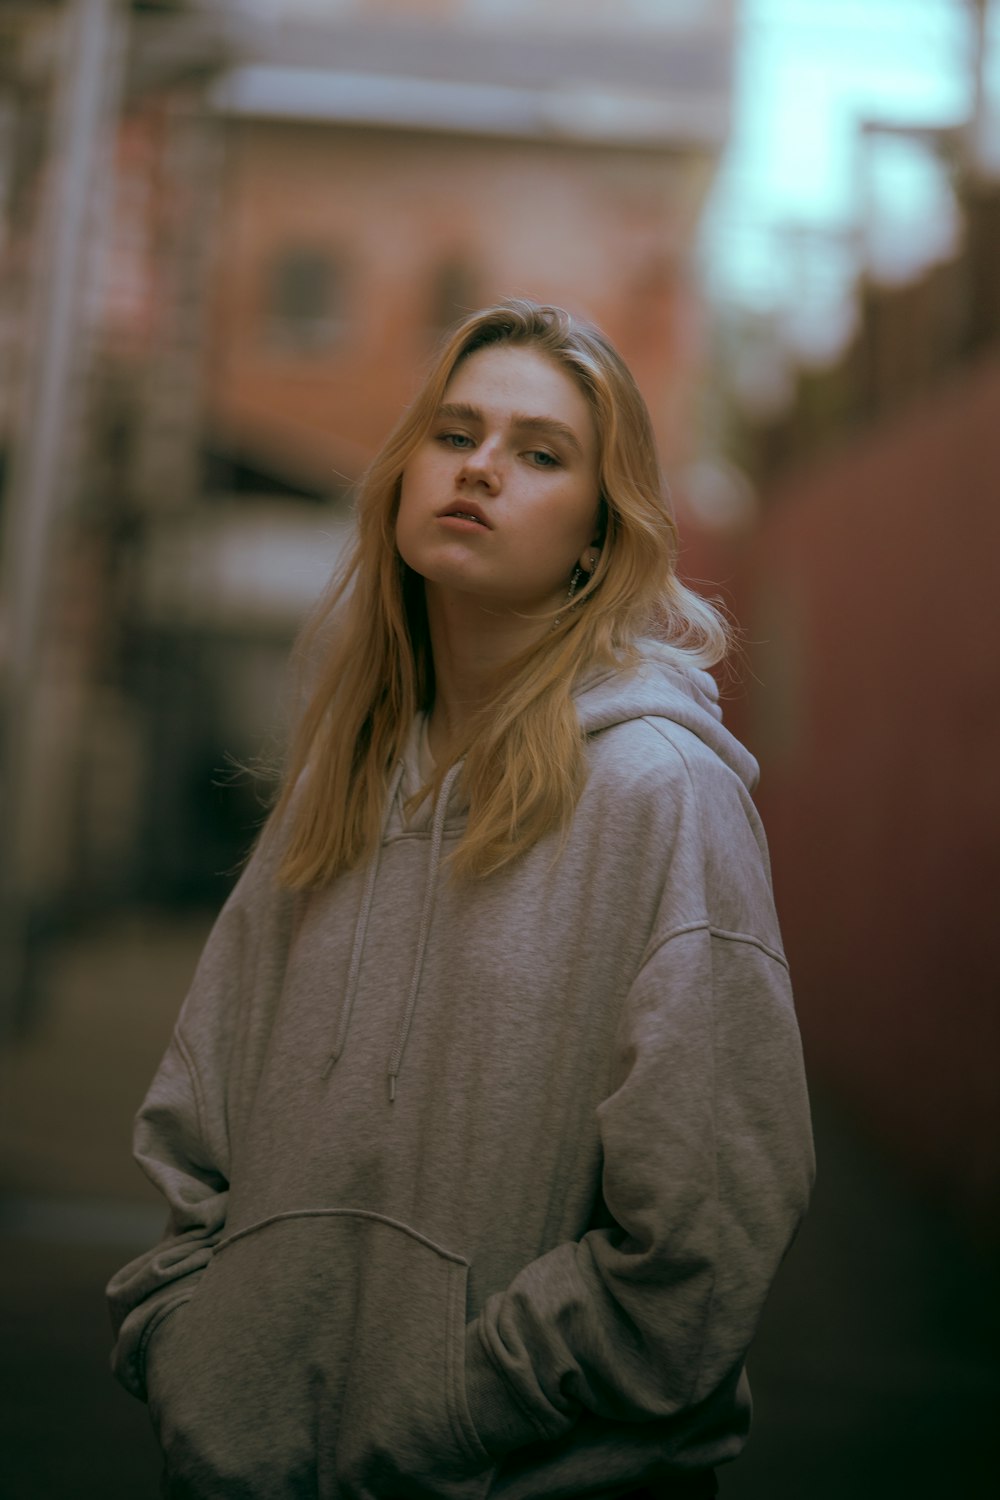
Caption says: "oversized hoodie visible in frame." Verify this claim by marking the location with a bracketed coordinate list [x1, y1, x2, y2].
[107, 643, 814, 1500]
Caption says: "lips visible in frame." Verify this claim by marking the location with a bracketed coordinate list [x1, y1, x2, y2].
[437, 502, 492, 529]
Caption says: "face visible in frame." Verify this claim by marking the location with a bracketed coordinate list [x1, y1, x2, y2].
[396, 343, 601, 616]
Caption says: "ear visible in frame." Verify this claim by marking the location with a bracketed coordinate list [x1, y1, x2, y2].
[579, 545, 601, 574]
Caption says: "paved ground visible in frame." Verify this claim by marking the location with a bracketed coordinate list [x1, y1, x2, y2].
[1, 909, 997, 1498]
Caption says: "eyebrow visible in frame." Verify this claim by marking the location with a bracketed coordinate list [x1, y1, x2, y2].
[435, 402, 586, 460]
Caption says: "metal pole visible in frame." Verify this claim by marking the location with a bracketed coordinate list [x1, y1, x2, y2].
[0, 0, 125, 1034]
[967, 0, 991, 181]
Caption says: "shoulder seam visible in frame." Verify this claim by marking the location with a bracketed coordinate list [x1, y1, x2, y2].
[646, 919, 789, 972]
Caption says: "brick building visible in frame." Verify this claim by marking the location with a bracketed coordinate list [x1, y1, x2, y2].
[195, 2, 735, 493]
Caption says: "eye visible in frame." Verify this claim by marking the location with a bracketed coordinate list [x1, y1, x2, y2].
[438, 430, 475, 450]
[527, 449, 560, 468]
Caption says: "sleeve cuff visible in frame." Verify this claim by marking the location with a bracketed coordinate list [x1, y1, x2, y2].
[463, 1320, 545, 1457]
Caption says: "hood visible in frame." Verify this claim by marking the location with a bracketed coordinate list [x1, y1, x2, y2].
[574, 640, 759, 794]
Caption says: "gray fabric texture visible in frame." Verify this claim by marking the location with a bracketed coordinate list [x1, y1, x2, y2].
[107, 641, 814, 1499]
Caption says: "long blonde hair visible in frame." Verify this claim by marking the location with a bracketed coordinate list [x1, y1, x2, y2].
[273, 299, 729, 885]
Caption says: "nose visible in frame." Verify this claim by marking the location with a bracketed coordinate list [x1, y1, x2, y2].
[457, 439, 501, 493]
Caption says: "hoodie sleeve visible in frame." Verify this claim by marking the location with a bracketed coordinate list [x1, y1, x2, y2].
[106, 833, 293, 1400]
[462, 740, 815, 1458]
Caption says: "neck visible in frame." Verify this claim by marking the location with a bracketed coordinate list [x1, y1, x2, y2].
[424, 587, 550, 759]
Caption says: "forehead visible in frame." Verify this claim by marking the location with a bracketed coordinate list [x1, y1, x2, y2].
[444, 344, 596, 451]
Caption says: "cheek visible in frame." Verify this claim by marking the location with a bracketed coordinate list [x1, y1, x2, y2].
[397, 448, 437, 519]
[522, 506, 592, 589]
[548, 486, 600, 556]
[395, 459, 441, 573]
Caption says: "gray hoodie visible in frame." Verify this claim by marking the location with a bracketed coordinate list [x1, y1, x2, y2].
[107, 642, 814, 1499]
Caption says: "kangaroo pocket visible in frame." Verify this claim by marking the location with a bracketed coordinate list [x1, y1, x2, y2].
[145, 1209, 495, 1500]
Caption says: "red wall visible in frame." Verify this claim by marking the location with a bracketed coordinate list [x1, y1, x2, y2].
[730, 356, 1000, 1233]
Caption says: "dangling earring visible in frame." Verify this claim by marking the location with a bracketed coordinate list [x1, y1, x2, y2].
[553, 565, 584, 629]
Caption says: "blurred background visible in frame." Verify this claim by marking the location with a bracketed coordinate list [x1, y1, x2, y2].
[0, 0, 998, 1494]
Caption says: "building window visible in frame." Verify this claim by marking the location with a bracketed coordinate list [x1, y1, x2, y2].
[265, 248, 346, 352]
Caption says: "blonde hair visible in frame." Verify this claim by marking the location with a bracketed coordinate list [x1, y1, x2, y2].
[273, 299, 729, 885]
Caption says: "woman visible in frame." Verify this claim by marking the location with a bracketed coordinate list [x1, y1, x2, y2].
[108, 299, 813, 1500]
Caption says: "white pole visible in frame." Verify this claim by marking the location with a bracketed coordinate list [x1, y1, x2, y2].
[968, 0, 991, 181]
[0, 0, 125, 1032]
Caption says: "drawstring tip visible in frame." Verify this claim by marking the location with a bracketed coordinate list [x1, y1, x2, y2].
[388, 1074, 397, 1103]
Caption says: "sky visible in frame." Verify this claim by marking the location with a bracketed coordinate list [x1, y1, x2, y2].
[703, 0, 998, 359]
